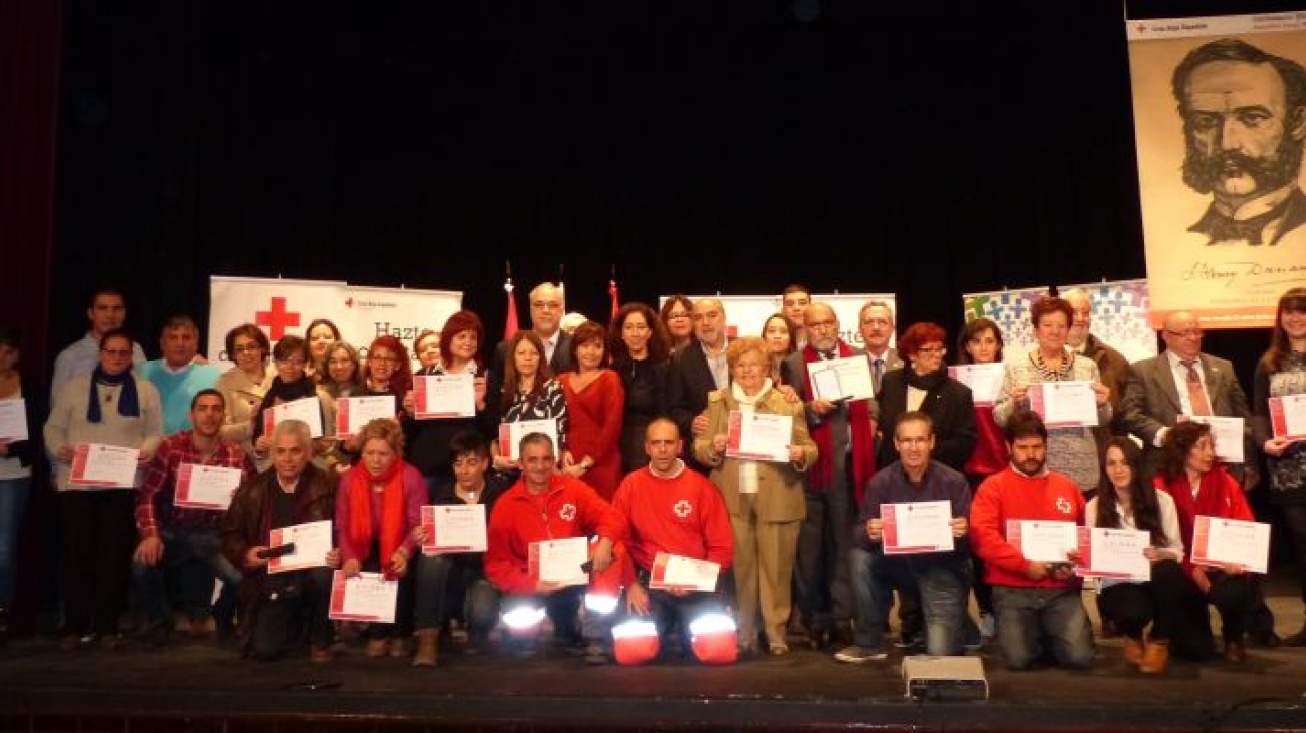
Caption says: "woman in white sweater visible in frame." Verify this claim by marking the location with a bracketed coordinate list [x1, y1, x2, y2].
[44, 328, 163, 650]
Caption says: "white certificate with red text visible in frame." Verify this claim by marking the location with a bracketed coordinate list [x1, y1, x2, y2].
[881, 501, 954, 555]
[1074, 527, 1150, 581]
[69, 443, 139, 489]
[948, 364, 1004, 406]
[808, 356, 875, 402]
[420, 504, 487, 554]
[174, 463, 243, 511]
[1027, 382, 1098, 428]
[1269, 394, 1306, 441]
[726, 411, 792, 463]
[1191, 516, 1270, 574]
[498, 419, 559, 462]
[328, 571, 398, 624]
[0, 399, 28, 441]
[528, 537, 589, 586]
[262, 397, 324, 438]
[1006, 520, 1078, 564]
[267, 520, 333, 574]
[649, 552, 720, 592]
[1185, 415, 1245, 463]
[413, 375, 476, 419]
[335, 395, 396, 438]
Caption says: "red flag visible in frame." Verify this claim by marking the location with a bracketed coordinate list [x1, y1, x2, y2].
[609, 279, 619, 320]
[503, 278, 520, 340]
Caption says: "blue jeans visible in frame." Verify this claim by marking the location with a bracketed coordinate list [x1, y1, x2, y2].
[502, 585, 614, 647]
[0, 477, 31, 606]
[132, 526, 241, 629]
[412, 553, 499, 635]
[992, 585, 1094, 670]
[849, 546, 969, 655]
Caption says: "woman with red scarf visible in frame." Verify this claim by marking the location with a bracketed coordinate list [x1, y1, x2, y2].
[1154, 421, 1263, 663]
[335, 419, 426, 660]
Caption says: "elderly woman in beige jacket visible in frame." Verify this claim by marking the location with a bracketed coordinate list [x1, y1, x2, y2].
[694, 337, 817, 655]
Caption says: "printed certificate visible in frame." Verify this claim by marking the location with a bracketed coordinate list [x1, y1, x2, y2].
[1006, 520, 1078, 564]
[948, 364, 1004, 406]
[1185, 415, 1245, 463]
[328, 571, 398, 624]
[726, 411, 792, 463]
[420, 504, 487, 554]
[881, 501, 955, 555]
[413, 374, 476, 419]
[267, 519, 334, 574]
[335, 395, 397, 438]
[1028, 381, 1099, 428]
[808, 356, 875, 402]
[1074, 527, 1150, 581]
[1191, 516, 1271, 574]
[263, 397, 324, 438]
[649, 552, 720, 592]
[529, 537, 590, 586]
[1269, 394, 1306, 441]
[69, 443, 139, 489]
[0, 398, 28, 441]
[174, 463, 243, 511]
[498, 419, 559, 461]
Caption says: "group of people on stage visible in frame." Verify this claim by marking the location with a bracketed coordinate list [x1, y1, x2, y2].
[1, 280, 1304, 674]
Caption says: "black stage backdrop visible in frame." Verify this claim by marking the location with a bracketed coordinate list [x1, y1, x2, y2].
[48, 1, 1290, 380]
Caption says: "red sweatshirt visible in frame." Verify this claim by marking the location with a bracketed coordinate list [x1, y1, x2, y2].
[970, 466, 1085, 589]
[610, 464, 734, 573]
[484, 473, 625, 595]
[1155, 465, 1254, 577]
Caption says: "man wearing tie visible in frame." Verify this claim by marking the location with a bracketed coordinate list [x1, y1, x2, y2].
[493, 282, 574, 377]
[859, 301, 903, 395]
[781, 302, 877, 649]
[1121, 311, 1254, 483]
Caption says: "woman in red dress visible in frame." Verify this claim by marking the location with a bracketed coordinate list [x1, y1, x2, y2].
[558, 320, 625, 500]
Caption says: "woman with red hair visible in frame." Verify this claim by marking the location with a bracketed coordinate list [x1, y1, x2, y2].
[402, 310, 493, 491]
[874, 322, 977, 471]
[334, 335, 412, 469]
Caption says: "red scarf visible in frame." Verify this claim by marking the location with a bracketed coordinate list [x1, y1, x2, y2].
[348, 457, 407, 564]
[801, 342, 877, 505]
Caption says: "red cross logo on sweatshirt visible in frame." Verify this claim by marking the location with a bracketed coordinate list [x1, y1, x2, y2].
[559, 503, 577, 522]
[673, 500, 693, 518]
[1056, 497, 1073, 515]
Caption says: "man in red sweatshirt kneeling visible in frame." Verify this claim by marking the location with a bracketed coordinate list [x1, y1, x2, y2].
[971, 410, 1094, 670]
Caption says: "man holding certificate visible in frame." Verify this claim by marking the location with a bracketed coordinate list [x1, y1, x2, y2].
[612, 419, 734, 661]
[222, 419, 339, 662]
[132, 389, 256, 647]
[484, 432, 624, 662]
[835, 412, 971, 663]
[970, 411, 1095, 671]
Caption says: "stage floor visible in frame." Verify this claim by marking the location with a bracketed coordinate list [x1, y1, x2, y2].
[3, 578, 1306, 732]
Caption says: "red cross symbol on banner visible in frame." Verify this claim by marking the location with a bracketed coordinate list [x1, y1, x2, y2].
[255, 297, 302, 340]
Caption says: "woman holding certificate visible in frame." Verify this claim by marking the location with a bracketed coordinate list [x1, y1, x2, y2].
[1252, 287, 1306, 645]
[1155, 421, 1263, 663]
[693, 337, 817, 656]
[875, 322, 976, 472]
[993, 297, 1111, 494]
[336, 419, 426, 659]
[558, 321, 624, 500]
[217, 324, 273, 458]
[0, 327, 38, 644]
[488, 331, 568, 473]
[250, 335, 336, 471]
[44, 328, 164, 650]
[1086, 438, 1186, 673]
[610, 303, 671, 474]
[403, 310, 491, 492]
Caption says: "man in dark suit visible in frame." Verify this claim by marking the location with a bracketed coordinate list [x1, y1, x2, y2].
[492, 282, 574, 377]
[781, 302, 876, 649]
[667, 297, 729, 474]
[1121, 311, 1277, 648]
[857, 300, 904, 394]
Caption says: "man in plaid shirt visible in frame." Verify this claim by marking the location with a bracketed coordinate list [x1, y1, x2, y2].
[132, 388, 256, 647]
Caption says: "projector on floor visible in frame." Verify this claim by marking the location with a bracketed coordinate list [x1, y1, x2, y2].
[901, 655, 988, 701]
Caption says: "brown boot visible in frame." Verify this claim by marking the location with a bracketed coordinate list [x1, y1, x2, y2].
[413, 629, 438, 667]
[1123, 635, 1144, 666]
[1139, 639, 1169, 674]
